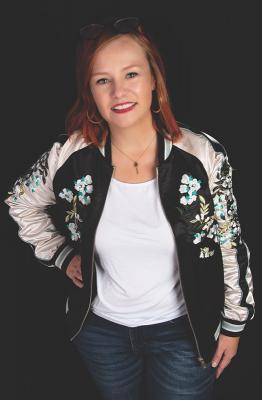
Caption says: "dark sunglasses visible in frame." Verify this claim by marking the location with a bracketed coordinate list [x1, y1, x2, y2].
[79, 17, 141, 39]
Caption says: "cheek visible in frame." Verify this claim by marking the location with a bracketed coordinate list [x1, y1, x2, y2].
[139, 82, 153, 106]
[131, 80, 152, 102]
[91, 89, 108, 112]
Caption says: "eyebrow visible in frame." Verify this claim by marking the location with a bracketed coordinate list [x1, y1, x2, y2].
[91, 64, 142, 77]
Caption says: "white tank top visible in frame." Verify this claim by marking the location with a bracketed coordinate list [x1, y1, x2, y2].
[91, 176, 187, 327]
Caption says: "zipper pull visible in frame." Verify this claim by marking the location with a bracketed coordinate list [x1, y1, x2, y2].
[198, 357, 207, 368]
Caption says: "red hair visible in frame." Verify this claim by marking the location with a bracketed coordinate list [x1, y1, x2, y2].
[65, 24, 182, 146]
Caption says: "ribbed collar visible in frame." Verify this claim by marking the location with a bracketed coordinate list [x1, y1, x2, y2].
[97, 131, 173, 167]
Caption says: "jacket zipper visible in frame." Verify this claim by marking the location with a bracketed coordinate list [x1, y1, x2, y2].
[70, 169, 114, 341]
[70, 233, 96, 341]
[156, 166, 207, 368]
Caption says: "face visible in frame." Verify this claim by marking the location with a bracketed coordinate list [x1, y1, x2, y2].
[89, 35, 155, 130]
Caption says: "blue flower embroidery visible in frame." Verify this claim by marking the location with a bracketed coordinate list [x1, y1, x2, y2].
[211, 158, 242, 249]
[67, 222, 81, 242]
[59, 188, 74, 203]
[74, 175, 93, 205]
[179, 174, 202, 205]
[190, 195, 219, 247]
[177, 174, 216, 258]
[176, 162, 242, 259]
[58, 174, 93, 241]
[8, 150, 50, 200]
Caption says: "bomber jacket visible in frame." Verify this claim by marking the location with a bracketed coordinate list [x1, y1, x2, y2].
[4, 122, 255, 367]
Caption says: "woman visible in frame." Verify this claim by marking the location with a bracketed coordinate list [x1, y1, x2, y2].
[5, 17, 254, 400]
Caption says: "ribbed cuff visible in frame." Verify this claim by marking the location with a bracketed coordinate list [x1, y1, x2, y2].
[220, 318, 246, 337]
[54, 243, 76, 273]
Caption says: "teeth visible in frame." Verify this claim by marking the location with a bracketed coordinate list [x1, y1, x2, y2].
[112, 103, 135, 110]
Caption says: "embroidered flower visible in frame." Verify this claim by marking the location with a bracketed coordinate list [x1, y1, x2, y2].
[85, 184, 93, 194]
[188, 195, 218, 255]
[74, 174, 94, 205]
[211, 157, 242, 249]
[58, 174, 94, 242]
[213, 193, 227, 219]
[179, 184, 188, 194]
[74, 175, 93, 193]
[179, 174, 202, 205]
[206, 223, 219, 243]
[26, 172, 42, 192]
[200, 247, 215, 258]
[74, 180, 86, 193]
[59, 188, 74, 203]
[177, 175, 216, 258]
[177, 159, 243, 258]
[8, 149, 50, 200]
[78, 194, 91, 206]
[180, 195, 197, 206]
[67, 222, 81, 241]
[193, 232, 203, 244]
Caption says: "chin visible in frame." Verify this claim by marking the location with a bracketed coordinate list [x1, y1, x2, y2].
[109, 118, 140, 130]
[109, 111, 150, 130]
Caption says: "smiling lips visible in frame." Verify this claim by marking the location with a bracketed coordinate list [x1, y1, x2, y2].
[111, 102, 137, 113]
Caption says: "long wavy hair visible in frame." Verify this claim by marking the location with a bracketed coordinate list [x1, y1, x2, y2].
[65, 22, 182, 146]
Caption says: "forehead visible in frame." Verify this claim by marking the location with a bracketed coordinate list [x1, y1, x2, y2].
[92, 36, 148, 71]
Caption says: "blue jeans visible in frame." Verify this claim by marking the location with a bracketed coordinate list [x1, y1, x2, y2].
[72, 311, 216, 400]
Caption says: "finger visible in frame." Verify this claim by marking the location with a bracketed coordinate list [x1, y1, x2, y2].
[75, 269, 83, 279]
[212, 350, 224, 368]
[72, 277, 84, 288]
[75, 273, 83, 284]
[216, 357, 231, 379]
[67, 269, 79, 280]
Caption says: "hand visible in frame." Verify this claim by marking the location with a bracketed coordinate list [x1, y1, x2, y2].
[211, 334, 240, 379]
[66, 254, 84, 288]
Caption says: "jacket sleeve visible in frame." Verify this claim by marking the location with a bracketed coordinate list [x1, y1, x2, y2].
[4, 141, 77, 272]
[208, 145, 255, 337]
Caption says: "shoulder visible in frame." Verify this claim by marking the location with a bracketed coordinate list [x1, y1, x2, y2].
[176, 122, 227, 156]
[54, 130, 92, 170]
[174, 122, 228, 175]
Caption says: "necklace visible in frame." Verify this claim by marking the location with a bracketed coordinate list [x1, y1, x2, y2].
[111, 133, 157, 174]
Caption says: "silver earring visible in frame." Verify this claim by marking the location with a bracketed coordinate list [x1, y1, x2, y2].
[86, 110, 103, 124]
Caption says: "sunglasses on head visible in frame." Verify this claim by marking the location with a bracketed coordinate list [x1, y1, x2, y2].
[79, 17, 141, 39]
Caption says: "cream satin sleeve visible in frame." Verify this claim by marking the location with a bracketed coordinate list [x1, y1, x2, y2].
[4, 141, 76, 271]
[208, 144, 255, 336]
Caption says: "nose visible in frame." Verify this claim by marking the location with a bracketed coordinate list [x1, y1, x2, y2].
[110, 80, 127, 99]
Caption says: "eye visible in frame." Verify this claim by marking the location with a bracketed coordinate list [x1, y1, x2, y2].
[126, 72, 138, 79]
[95, 72, 138, 85]
[96, 78, 110, 85]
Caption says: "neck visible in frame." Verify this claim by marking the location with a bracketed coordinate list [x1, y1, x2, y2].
[108, 118, 157, 153]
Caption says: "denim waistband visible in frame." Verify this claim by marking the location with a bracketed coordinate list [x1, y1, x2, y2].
[87, 310, 190, 331]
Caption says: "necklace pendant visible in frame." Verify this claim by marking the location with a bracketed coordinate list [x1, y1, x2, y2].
[134, 161, 139, 174]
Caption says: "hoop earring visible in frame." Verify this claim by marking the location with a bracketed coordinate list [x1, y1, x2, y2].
[86, 110, 103, 124]
[151, 89, 161, 113]
[151, 107, 161, 114]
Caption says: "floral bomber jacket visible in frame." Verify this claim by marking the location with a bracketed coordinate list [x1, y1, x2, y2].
[4, 122, 255, 366]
